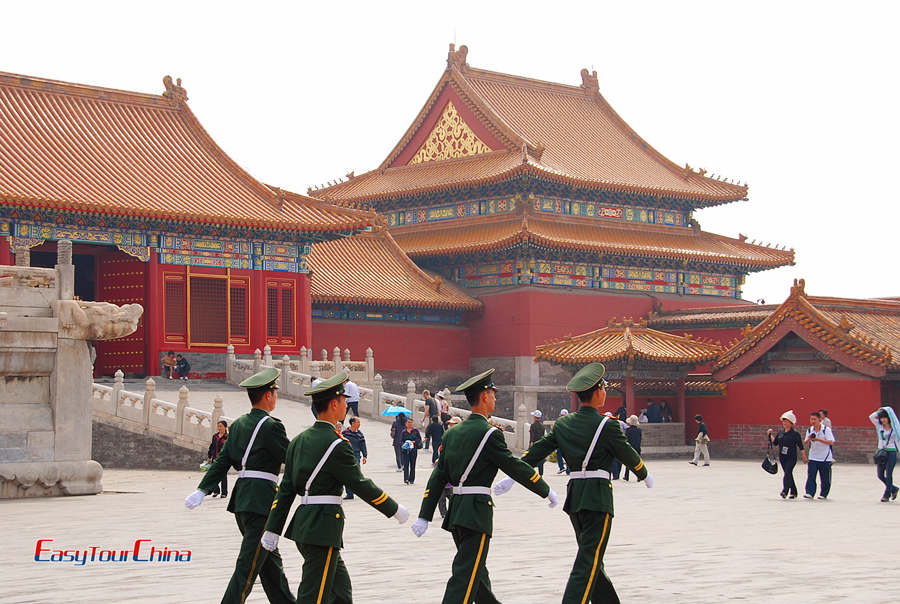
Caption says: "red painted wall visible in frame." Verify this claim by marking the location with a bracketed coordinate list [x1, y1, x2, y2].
[312, 319, 470, 370]
[469, 287, 745, 358]
[685, 373, 882, 443]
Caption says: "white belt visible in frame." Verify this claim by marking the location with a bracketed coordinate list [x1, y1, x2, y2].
[301, 495, 343, 505]
[237, 470, 279, 483]
[451, 486, 492, 496]
[569, 469, 611, 480]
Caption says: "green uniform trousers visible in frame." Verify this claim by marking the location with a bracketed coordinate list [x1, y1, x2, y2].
[442, 527, 500, 604]
[222, 512, 294, 604]
[562, 511, 618, 604]
[297, 543, 352, 604]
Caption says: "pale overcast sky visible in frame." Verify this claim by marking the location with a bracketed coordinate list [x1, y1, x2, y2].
[3, 1, 897, 303]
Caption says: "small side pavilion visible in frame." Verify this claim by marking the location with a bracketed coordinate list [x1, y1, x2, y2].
[535, 318, 723, 420]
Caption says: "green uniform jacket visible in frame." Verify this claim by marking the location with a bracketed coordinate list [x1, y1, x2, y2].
[419, 413, 550, 536]
[521, 406, 647, 517]
[198, 407, 288, 516]
[265, 420, 399, 548]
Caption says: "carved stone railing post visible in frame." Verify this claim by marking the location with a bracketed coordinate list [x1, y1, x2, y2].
[14, 246, 30, 267]
[516, 402, 529, 450]
[113, 370, 124, 417]
[226, 344, 235, 383]
[343, 348, 351, 362]
[143, 378, 155, 425]
[365, 348, 374, 385]
[176, 386, 188, 435]
[320, 349, 328, 362]
[299, 346, 308, 374]
[263, 345, 273, 367]
[406, 379, 416, 422]
[55, 239, 74, 300]
[253, 348, 261, 372]
[333, 346, 342, 374]
[373, 374, 384, 416]
[212, 395, 223, 428]
[280, 356, 290, 389]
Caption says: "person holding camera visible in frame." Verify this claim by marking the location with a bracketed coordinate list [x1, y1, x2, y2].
[869, 406, 899, 502]
[804, 410, 835, 499]
[767, 410, 807, 499]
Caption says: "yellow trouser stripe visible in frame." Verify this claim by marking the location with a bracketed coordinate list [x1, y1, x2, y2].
[581, 513, 611, 604]
[316, 546, 333, 604]
[463, 533, 487, 604]
[634, 460, 644, 471]
[371, 493, 388, 505]
[240, 543, 263, 603]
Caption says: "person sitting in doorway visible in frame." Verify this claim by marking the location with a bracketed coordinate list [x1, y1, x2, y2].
[175, 354, 191, 380]
[161, 350, 177, 379]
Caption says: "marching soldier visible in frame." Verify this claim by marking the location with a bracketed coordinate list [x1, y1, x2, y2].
[184, 367, 294, 604]
[411, 368, 559, 604]
[261, 372, 409, 603]
[502, 362, 654, 604]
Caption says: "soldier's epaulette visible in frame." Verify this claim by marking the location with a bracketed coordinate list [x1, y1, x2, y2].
[334, 429, 349, 442]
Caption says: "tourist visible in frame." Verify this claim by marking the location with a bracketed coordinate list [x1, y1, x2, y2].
[804, 410, 835, 499]
[615, 402, 627, 422]
[689, 414, 710, 466]
[514, 362, 652, 603]
[556, 408, 571, 475]
[410, 368, 556, 603]
[623, 415, 642, 481]
[400, 417, 422, 485]
[766, 410, 806, 498]
[529, 410, 546, 476]
[869, 406, 899, 502]
[343, 378, 360, 419]
[425, 414, 444, 463]
[423, 389, 438, 423]
[261, 372, 408, 603]
[175, 353, 190, 380]
[819, 408, 832, 429]
[639, 409, 649, 423]
[391, 412, 407, 471]
[660, 401, 673, 423]
[184, 367, 294, 603]
[206, 420, 228, 498]
[342, 417, 368, 500]
[437, 391, 451, 428]
[161, 350, 176, 379]
[646, 400, 662, 423]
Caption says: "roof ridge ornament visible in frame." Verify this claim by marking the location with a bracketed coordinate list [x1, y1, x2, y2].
[447, 43, 469, 70]
[162, 75, 188, 105]
[580, 68, 599, 94]
[790, 278, 806, 298]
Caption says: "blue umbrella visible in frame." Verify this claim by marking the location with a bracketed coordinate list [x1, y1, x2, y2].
[382, 405, 411, 416]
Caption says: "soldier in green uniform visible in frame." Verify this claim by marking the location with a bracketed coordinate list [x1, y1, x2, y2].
[501, 362, 654, 604]
[411, 368, 558, 604]
[261, 371, 409, 604]
[184, 367, 295, 604]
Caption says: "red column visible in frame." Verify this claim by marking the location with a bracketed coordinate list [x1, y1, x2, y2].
[625, 375, 636, 417]
[251, 270, 267, 352]
[298, 272, 312, 350]
[677, 377, 686, 423]
[144, 250, 161, 376]
[0, 236, 10, 266]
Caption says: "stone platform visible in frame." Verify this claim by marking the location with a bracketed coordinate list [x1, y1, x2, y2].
[3, 401, 898, 603]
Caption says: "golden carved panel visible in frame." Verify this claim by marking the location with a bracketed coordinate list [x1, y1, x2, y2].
[408, 101, 491, 164]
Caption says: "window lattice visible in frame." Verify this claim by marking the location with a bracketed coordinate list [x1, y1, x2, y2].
[190, 277, 227, 344]
[267, 288, 279, 338]
[165, 280, 186, 335]
[281, 288, 294, 337]
[230, 286, 248, 337]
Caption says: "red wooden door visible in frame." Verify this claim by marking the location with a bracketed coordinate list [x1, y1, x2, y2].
[94, 250, 147, 376]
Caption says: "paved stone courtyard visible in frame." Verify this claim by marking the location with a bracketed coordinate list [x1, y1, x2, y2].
[4, 394, 898, 603]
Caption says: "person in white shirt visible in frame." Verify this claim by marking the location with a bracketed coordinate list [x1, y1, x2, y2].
[869, 407, 900, 502]
[343, 379, 360, 419]
[804, 410, 835, 499]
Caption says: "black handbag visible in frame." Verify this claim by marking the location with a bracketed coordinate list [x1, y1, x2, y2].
[762, 442, 778, 474]
[874, 429, 893, 465]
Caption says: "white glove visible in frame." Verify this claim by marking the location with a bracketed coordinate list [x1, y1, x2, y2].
[393, 504, 409, 525]
[493, 476, 515, 496]
[547, 489, 560, 508]
[411, 518, 429, 537]
[644, 474, 654, 489]
[260, 531, 279, 551]
[184, 489, 206, 509]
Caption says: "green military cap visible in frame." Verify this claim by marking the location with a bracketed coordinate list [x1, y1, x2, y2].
[566, 362, 607, 393]
[455, 368, 497, 395]
[239, 367, 280, 390]
[305, 371, 349, 403]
